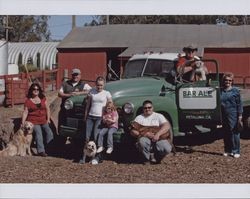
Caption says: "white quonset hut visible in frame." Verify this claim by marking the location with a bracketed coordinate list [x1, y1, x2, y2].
[8, 42, 59, 70]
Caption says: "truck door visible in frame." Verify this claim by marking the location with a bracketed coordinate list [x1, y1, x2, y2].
[176, 60, 222, 127]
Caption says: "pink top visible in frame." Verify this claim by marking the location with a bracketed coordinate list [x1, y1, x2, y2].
[102, 110, 118, 129]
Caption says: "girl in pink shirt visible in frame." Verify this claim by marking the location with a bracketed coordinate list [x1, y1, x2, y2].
[97, 101, 118, 154]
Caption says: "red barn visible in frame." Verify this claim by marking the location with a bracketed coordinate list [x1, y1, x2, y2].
[57, 24, 250, 85]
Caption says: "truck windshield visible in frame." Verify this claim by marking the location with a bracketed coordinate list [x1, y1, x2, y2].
[123, 59, 146, 78]
[144, 59, 174, 77]
[123, 59, 174, 78]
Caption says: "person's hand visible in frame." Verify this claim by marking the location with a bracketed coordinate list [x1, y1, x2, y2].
[71, 92, 78, 96]
[237, 118, 243, 131]
[145, 132, 154, 139]
[152, 133, 160, 142]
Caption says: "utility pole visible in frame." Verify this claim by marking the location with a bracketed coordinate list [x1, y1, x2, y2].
[72, 15, 76, 29]
[2, 16, 13, 41]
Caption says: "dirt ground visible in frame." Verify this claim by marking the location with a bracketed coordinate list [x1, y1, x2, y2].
[0, 93, 250, 183]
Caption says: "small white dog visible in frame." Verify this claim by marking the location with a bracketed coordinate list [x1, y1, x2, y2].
[81, 141, 97, 164]
[192, 61, 208, 81]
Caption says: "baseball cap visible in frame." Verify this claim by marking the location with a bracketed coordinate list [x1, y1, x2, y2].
[183, 44, 198, 52]
[71, 68, 81, 75]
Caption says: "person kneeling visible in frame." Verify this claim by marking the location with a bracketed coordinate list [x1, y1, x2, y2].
[130, 100, 172, 164]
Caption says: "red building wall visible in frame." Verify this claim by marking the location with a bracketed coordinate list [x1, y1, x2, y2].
[58, 51, 107, 85]
[203, 48, 250, 84]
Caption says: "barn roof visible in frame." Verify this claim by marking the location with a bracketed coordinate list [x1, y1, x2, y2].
[57, 24, 250, 57]
[8, 42, 59, 69]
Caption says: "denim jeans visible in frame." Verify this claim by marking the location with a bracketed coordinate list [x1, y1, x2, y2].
[137, 137, 172, 161]
[85, 115, 102, 142]
[33, 123, 54, 153]
[223, 129, 240, 154]
[97, 127, 117, 148]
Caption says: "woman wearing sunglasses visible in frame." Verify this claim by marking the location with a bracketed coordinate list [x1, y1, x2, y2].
[221, 72, 243, 158]
[21, 83, 54, 157]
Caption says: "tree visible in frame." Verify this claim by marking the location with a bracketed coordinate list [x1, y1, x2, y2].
[85, 15, 250, 26]
[0, 15, 51, 42]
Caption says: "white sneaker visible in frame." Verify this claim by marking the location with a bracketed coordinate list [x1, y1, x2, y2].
[97, 146, 104, 153]
[223, 153, 233, 157]
[91, 159, 98, 165]
[233, 154, 240, 158]
[106, 147, 113, 154]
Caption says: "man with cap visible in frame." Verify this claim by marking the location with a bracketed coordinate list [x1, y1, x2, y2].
[58, 68, 92, 126]
[58, 68, 91, 100]
[176, 44, 201, 81]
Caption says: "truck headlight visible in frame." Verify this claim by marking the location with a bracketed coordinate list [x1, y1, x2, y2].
[123, 103, 134, 114]
[64, 99, 73, 110]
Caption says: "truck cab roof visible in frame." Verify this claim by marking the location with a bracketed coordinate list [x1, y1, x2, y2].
[129, 52, 179, 61]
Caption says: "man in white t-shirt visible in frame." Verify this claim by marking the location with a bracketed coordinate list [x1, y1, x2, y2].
[130, 100, 172, 164]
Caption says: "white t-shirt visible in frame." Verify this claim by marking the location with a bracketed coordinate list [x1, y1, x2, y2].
[88, 88, 112, 117]
[134, 112, 167, 126]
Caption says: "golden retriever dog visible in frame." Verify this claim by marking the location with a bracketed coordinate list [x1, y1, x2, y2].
[130, 121, 176, 154]
[0, 121, 34, 157]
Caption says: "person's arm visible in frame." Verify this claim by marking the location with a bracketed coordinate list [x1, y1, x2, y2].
[21, 106, 29, 126]
[130, 129, 140, 138]
[58, 86, 73, 98]
[152, 120, 171, 142]
[71, 83, 92, 96]
[84, 94, 92, 121]
[45, 99, 51, 124]
[106, 111, 118, 124]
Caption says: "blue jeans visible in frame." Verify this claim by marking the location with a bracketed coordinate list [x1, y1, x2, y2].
[33, 123, 54, 153]
[223, 129, 240, 154]
[97, 127, 117, 148]
[85, 115, 102, 142]
[137, 137, 172, 161]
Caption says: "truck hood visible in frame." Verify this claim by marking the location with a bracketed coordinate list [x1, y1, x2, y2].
[106, 77, 166, 99]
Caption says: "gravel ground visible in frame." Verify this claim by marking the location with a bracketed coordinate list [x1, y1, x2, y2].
[0, 135, 250, 183]
[0, 94, 250, 183]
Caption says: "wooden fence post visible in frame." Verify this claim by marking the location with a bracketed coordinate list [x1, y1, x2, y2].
[56, 69, 61, 90]
[42, 70, 46, 91]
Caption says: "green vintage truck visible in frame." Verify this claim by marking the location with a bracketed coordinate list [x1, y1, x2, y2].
[58, 53, 250, 143]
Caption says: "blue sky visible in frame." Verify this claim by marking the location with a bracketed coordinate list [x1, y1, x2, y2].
[48, 15, 93, 41]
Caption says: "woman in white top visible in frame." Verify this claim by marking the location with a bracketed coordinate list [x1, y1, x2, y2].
[85, 76, 112, 142]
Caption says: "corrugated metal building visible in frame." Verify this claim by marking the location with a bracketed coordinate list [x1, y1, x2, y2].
[8, 42, 59, 70]
[57, 24, 250, 83]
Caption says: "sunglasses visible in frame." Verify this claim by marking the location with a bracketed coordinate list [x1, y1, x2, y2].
[32, 88, 39, 91]
[143, 106, 152, 110]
